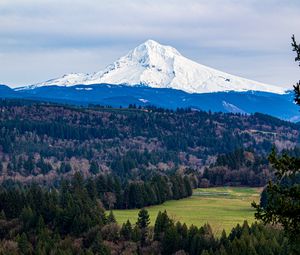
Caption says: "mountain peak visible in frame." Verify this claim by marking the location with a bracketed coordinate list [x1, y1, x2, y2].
[127, 39, 182, 65]
[140, 39, 177, 50]
[143, 39, 160, 46]
[25, 40, 285, 94]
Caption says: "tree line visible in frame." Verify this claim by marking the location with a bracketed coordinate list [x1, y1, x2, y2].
[0, 173, 293, 254]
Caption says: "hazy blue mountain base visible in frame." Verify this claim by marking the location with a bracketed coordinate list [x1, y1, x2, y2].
[0, 84, 298, 121]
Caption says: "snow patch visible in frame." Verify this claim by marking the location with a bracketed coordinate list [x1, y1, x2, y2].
[138, 98, 149, 103]
[222, 101, 247, 114]
[75, 87, 93, 91]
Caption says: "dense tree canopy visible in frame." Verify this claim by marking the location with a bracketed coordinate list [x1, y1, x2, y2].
[0, 99, 298, 186]
[0, 182, 292, 255]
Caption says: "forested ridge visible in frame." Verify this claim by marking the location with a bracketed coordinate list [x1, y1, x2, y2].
[0, 99, 298, 185]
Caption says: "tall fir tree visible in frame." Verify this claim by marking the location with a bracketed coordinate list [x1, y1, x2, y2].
[252, 35, 300, 254]
[120, 220, 133, 241]
[136, 208, 150, 246]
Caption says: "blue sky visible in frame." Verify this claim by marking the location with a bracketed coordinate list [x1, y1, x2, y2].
[0, 0, 299, 88]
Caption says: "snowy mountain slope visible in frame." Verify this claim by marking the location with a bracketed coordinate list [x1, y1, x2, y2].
[25, 40, 285, 94]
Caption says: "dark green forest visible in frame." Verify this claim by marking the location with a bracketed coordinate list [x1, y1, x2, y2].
[0, 173, 292, 255]
[0, 100, 298, 184]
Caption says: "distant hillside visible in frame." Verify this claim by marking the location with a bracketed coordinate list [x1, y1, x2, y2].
[0, 99, 298, 187]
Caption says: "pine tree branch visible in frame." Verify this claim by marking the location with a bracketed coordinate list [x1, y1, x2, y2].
[292, 35, 300, 106]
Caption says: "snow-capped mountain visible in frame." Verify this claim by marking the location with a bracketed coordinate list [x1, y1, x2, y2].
[25, 40, 285, 94]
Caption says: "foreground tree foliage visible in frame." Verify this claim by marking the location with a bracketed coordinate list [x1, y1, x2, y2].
[252, 149, 300, 249]
[252, 35, 300, 253]
[292, 35, 300, 105]
[0, 179, 292, 254]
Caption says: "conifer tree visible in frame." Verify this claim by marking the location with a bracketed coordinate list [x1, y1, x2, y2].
[18, 233, 32, 255]
[201, 251, 210, 255]
[190, 234, 202, 255]
[120, 220, 133, 241]
[91, 232, 110, 255]
[136, 208, 150, 246]
[89, 161, 99, 175]
[107, 210, 116, 224]
[0, 210, 6, 220]
[220, 230, 229, 249]
[184, 176, 193, 197]
[154, 210, 172, 241]
[132, 225, 141, 242]
[292, 35, 300, 105]
[162, 225, 180, 255]
[252, 34, 300, 253]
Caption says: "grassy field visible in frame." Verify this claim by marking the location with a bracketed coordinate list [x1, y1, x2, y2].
[113, 187, 262, 235]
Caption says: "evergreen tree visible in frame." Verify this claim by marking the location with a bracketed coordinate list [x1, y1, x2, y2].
[184, 176, 193, 197]
[107, 210, 116, 224]
[91, 232, 110, 255]
[201, 251, 210, 255]
[220, 230, 229, 249]
[154, 210, 172, 241]
[59, 162, 72, 174]
[0, 210, 6, 220]
[20, 207, 35, 232]
[86, 178, 97, 201]
[190, 234, 202, 255]
[18, 233, 32, 255]
[162, 225, 180, 255]
[120, 220, 133, 241]
[132, 225, 141, 242]
[90, 161, 99, 175]
[136, 208, 150, 229]
[23, 156, 34, 175]
[136, 208, 150, 246]
[292, 35, 300, 105]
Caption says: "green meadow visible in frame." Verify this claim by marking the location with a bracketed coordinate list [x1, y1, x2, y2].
[113, 187, 262, 235]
